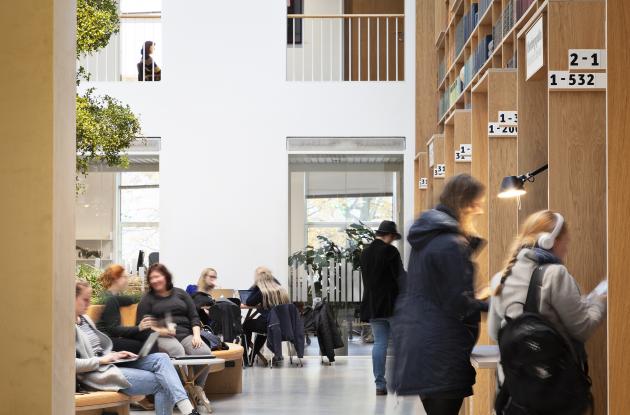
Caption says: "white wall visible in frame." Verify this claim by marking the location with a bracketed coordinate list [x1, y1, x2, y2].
[81, 0, 415, 290]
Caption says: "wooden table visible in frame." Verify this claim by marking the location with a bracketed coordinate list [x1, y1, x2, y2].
[171, 357, 225, 413]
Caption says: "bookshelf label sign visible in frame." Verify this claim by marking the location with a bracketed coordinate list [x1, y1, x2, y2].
[455, 144, 472, 162]
[498, 111, 518, 126]
[526, 16, 544, 80]
[568, 49, 607, 70]
[548, 71, 607, 90]
[434, 164, 446, 178]
[419, 178, 428, 190]
[488, 123, 518, 137]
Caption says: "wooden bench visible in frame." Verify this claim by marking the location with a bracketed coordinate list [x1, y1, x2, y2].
[75, 392, 143, 415]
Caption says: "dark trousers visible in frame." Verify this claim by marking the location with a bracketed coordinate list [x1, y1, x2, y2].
[421, 397, 464, 415]
[242, 317, 268, 358]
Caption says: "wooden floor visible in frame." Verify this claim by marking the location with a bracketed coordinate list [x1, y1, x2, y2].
[132, 357, 426, 415]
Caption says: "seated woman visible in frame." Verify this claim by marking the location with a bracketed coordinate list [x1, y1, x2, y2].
[241, 266, 290, 363]
[192, 268, 219, 326]
[137, 263, 212, 405]
[97, 264, 157, 354]
[75, 280, 200, 415]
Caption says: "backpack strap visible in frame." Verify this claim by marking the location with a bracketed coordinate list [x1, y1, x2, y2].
[524, 265, 548, 313]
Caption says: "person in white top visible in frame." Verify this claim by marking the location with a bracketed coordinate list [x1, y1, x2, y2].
[488, 210, 606, 344]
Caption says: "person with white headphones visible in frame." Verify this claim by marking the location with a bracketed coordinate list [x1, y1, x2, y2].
[488, 210, 607, 345]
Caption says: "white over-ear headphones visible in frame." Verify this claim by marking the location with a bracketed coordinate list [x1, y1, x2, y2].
[538, 213, 565, 250]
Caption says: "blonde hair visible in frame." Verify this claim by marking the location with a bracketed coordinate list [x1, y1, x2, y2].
[494, 210, 567, 296]
[76, 280, 91, 297]
[254, 266, 289, 309]
[197, 267, 217, 293]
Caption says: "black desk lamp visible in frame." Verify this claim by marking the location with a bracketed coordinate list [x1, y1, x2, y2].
[498, 164, 549, 199]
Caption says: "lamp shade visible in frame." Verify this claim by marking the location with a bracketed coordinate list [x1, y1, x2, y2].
[498, 176, 526, 199]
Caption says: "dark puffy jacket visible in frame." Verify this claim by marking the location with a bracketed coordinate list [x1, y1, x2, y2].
[314, 301, 344, 362]
[206, 299, 243, 342]
[359, 239, 403, 322]
[391, 205, 488, 398]
[266, 304, 305, 359]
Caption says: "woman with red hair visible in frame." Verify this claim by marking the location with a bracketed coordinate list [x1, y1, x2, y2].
[98, 264, 157, 354]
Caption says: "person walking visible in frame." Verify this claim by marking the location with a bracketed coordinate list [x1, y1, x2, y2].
[392, 174, 489, 415]
[488, 210, 606, 415]
[360, 220, 404, 396]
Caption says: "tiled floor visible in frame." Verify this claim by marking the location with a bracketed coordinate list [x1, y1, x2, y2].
[131, 357, 426, 415]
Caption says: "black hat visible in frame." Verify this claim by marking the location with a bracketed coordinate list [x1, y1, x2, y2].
[375, 220, 401, 240]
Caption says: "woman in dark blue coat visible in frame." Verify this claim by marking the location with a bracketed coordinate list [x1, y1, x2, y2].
[391, 174, 488, 415]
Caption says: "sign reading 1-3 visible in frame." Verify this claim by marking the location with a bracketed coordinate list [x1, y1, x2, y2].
[419, 178, 428, 190]
[498, 111, 518, 126]
[455, 144, 472, 162]
[433, 164, 446, 178]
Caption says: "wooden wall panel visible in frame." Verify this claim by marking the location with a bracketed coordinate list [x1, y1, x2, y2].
[444, 121, 455, 180]
[516, 25, 548, 225]
[416, 152, 429, 213]
[471, 87, 489, 284]
[432, 135, 446, 206]
[487, 70, 518, 278]
[608, 0, 630, 413]
[547, 3, 607, 414]
[453, 110, 472, 176]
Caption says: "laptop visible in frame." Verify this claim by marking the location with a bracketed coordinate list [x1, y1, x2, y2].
[238, 289, 253, 304]
[112, 332, 159, 364]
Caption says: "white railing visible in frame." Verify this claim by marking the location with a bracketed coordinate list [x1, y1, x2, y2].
[287, 14, 405, 82]
[289, 259, 364, 304]
[77, 13, 162, 82]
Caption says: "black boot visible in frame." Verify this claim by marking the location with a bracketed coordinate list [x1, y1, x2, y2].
[189, 410, 201, 415]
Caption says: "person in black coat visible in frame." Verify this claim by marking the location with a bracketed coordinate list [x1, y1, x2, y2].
[359, 220, 404, 395]
[391, 174, 488, 415]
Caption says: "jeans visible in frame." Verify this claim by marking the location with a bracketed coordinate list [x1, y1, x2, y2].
[119, 353, 189, 415]
[157, 335, 213, 386]
[370, 318, 391, 390]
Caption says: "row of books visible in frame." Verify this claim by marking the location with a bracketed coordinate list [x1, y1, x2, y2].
[454, 3, 480, 57]
[461, 34, 493, 89]
[493, 0, 536, 46]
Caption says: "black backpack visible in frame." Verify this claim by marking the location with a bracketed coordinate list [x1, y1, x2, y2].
[496, 265, 593, 415]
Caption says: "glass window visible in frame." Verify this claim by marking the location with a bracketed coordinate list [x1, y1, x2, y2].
[119, 172, 159, 268]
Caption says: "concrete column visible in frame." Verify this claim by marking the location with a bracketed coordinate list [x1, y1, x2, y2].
[0, 0, 76, 413]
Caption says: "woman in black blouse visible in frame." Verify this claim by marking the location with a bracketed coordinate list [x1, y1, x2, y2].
[137, 263, 212, 404]
[97, 264, 156, 354]
[241, 267, 290, 363]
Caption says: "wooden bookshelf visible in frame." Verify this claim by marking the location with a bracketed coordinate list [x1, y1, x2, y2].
[416, 0, 608, 413]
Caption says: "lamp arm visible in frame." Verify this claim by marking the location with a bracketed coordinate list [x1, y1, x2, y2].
[519, 164, 549, 181]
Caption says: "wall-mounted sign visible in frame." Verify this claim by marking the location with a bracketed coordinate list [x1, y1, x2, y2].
[498, 111, 518, 126]
[526, 16, 544, 80]
[419, 178, 428, 190]
[455, 144, 472, 162]
[548, 71, 607, 91]
[568, 49, 607, 70]
[434, 164, 446, 178]
[488, 123, 518, 137]
[428, 141, 435, 167]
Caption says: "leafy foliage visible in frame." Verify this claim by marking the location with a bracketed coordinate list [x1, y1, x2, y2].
[76, 88, 141, 177]
[76, 264, 105, 304]
[75, 0, 141, 187]
[344, 222, 376, 270]
[77, 0, 120, 57]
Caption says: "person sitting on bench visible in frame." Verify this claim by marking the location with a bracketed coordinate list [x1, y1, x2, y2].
[75, 280, 200, 415]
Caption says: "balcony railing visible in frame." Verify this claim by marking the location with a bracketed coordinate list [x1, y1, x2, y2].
[77, 12, 162, 82]
[287, 14, 405, 82]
